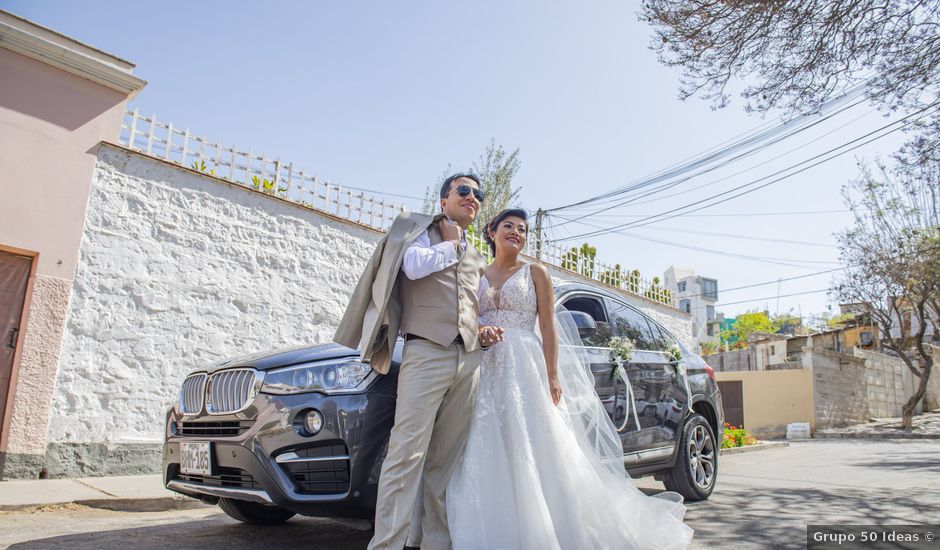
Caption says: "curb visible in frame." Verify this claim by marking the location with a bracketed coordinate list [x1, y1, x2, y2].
[720, 441, 789, 455]
[812, 432, 940, 440]
[0, 495, 208, 513]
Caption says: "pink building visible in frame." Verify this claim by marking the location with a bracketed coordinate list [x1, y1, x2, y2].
[0, 10, 145, 478]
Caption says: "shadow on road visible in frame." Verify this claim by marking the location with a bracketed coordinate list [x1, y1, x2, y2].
[8, 515, 374, 550]
[685, 484, 937, 549]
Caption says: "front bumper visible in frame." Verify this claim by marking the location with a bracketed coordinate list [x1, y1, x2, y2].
[163, 382, 397, 519]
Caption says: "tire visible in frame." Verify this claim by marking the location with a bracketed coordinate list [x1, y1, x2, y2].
[662, 413, 718, 501]
[218, 497, 296, 525]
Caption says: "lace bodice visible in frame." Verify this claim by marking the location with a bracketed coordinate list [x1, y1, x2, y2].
[478, 263, 537, 330]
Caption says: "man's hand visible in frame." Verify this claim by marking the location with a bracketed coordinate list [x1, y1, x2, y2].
[438, 218, 462, 245]
[479, 325, 504, 348]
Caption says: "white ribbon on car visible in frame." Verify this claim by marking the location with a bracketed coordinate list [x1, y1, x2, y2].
[613, 359, 641, 433]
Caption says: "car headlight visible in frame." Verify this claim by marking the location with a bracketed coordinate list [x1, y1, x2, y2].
[260, 359, 374, 395]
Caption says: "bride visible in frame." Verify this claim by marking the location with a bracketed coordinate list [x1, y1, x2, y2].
[444, 208, 694, 550]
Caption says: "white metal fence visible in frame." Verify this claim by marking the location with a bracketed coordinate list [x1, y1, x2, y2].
[118, 109, 676, 308]
[119, 109, 407, 230]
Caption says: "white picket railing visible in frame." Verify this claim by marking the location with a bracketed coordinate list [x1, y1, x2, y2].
[534, 240, 676, 307]
[118, 109, 676, 308]
[118, 109, 408, 231]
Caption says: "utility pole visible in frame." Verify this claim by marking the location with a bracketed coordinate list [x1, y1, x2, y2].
[534, 208, 544, 260]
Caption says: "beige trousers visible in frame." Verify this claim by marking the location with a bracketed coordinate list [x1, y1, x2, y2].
[368, 338, 480, 550]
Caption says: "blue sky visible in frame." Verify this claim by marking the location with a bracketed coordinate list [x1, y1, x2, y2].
[5, 0, 908, 319]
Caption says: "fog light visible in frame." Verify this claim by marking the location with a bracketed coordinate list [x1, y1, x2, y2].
[304, 409, 324, 435]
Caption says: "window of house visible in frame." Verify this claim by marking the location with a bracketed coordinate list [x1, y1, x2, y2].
[702, 278, 718, 300]
[677, 281, 687, 293]
[706, 305, 716, 320]
[679, 299, 691, 313]
[606, 299, 661, 350]
[707, 324, 714, 336]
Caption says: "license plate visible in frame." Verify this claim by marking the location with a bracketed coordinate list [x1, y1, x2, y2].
[180, 441, 212, 476]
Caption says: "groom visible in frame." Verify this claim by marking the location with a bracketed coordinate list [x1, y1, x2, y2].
[334, 173, 500, 550]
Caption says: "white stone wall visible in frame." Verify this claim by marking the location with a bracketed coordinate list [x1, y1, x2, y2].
[49, 145, 382, 450]
[47, 144, 691, 474]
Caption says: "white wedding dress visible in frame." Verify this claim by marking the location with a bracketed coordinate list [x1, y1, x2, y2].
[446, 263, 694, 550]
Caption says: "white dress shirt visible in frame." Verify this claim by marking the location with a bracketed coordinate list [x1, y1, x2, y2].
[401, 227, 466, 280]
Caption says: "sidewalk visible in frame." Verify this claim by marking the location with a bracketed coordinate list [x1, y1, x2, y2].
[813, 410, 940, 439]
[0, 474, 203, 512]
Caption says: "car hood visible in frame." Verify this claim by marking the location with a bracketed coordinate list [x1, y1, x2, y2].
[203, 342, 360, 373]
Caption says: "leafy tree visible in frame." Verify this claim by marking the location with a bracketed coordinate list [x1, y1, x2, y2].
[421, 165, 454, 215]
[473, 140, 523, 234]
[826, 313, 857, 329]
[699, 341, 719, 356]
[642, 1, 940, 163]
[834, 158, 939, 430]
[423, 141, 522, 235]
[721, 310, 778, 343]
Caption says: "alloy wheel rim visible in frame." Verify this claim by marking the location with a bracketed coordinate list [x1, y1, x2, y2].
[687, 424, 715, 490]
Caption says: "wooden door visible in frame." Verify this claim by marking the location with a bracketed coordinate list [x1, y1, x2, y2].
[717, 380, 744, 429]
[0, 251, 32, 440]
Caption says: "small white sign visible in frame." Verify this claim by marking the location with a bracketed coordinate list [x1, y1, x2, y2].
[787, 422, 811, 440]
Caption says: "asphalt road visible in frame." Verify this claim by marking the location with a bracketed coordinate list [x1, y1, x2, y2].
[2, 439, 938, 549]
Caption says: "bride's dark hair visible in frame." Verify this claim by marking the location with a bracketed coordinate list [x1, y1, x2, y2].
[484, 208, 528, 256]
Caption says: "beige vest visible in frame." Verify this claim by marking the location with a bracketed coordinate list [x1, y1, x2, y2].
[399, 225, 485, 351]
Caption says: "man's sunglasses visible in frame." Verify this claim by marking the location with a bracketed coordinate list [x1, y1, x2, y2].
[451, 184, 485, 203]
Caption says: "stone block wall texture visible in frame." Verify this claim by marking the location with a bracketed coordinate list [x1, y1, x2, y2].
[807, 348, 870, 430]
[808, 347, 913, 430]
[853, 348, 907, 418]
[46, 144, 691, 476]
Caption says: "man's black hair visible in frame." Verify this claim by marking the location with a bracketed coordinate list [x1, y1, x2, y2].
[440, 173, 482, 199]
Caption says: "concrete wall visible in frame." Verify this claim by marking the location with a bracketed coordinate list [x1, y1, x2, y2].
[704, 348, 756, 372]
[806, 348, 869, 429]
[852, 348, 909, 419]
[715, 369, 815, 438]
[43, 145, 693, 477]
[807, 347, 912, 430]
[755, 339, 788, 370]
[0, 21, 140, 477]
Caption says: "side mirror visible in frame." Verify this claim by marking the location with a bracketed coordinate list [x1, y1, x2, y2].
[568, 311, 597, 339]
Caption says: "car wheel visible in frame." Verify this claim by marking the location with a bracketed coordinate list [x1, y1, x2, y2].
[662, 413, 717, 501]
[218, 497, 296, 525]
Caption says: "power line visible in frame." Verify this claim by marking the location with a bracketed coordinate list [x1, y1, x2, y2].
[683, 268, 844, 299]
[550, 98, 874, 227]
[628, 225, 838, 248]
[544, 84, 870, 213]
[548, 216, 840, 269]
[714, 288, 831, 308]
[574, 209, 850, 218]
[550, 100, 940, 242]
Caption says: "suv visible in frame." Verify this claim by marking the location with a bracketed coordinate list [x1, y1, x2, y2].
[163, 280, 723, 525]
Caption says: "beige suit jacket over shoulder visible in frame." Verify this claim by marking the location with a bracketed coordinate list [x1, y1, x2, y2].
[333, 211, 439, 374]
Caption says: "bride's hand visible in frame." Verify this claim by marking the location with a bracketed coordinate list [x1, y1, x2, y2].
[549, 376, 562, 406]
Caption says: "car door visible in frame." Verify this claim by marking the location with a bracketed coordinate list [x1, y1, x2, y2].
[556, 293, 620, 429]
[604, 298, 685, 452]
